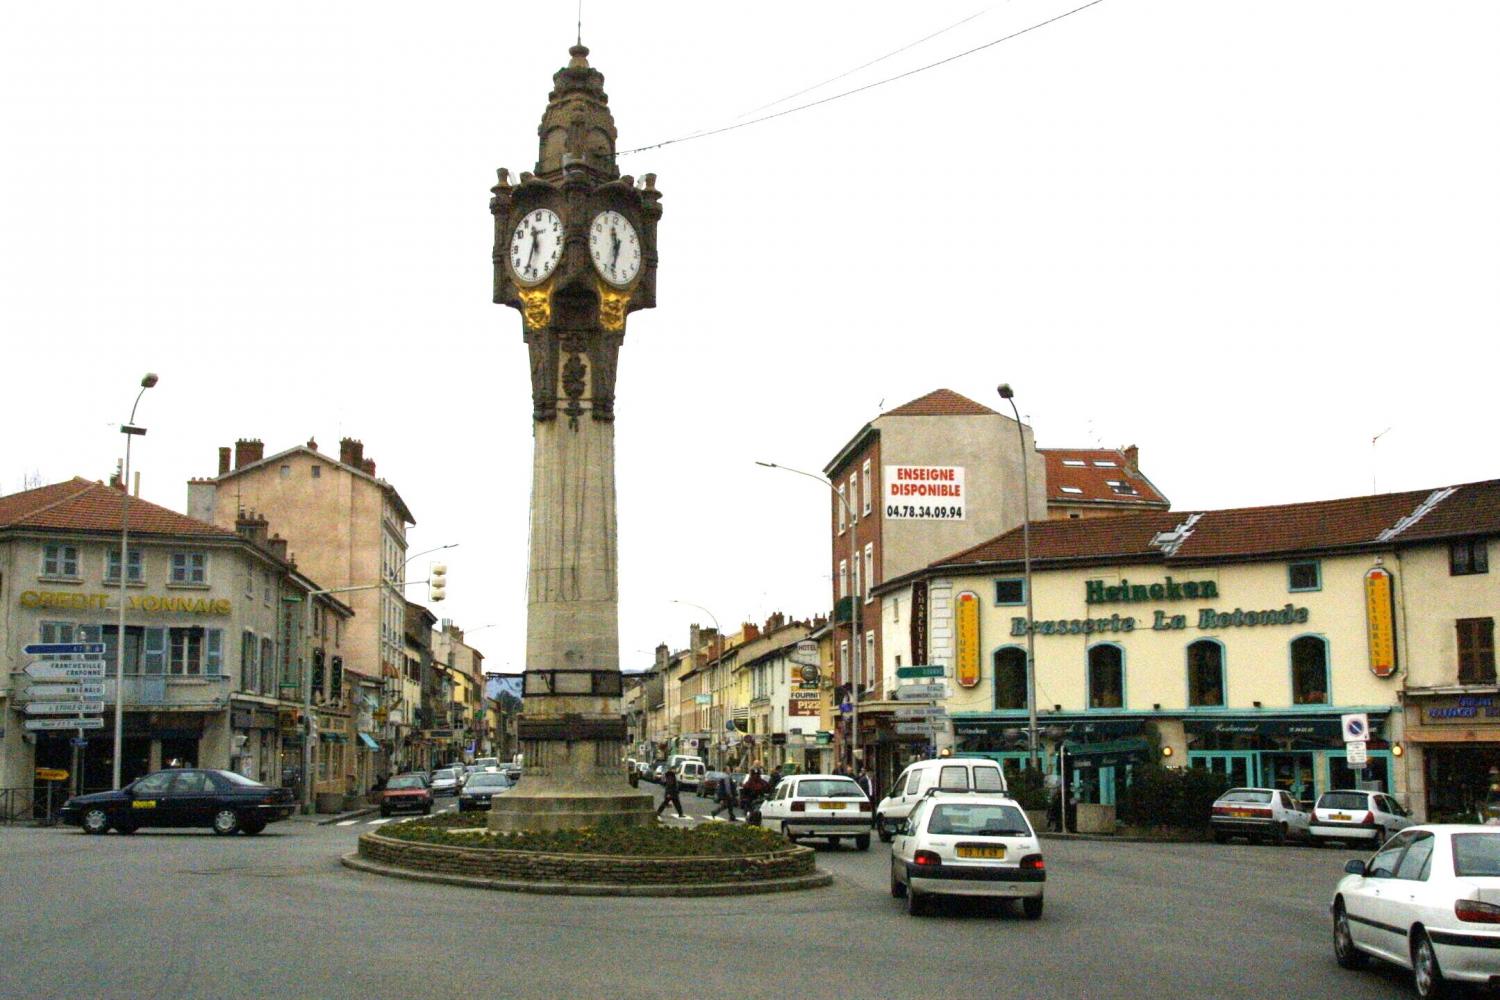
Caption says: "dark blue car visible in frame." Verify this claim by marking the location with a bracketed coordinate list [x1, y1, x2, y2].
[60, 768, 296, 836]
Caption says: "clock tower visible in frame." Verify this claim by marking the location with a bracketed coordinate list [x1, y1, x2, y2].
[487, 45, 660, 831]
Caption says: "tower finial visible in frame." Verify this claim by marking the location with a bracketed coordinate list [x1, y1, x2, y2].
[536, 44, 618, 179]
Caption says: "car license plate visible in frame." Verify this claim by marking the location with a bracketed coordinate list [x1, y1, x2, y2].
[1230, 809, 1254, 818]
[1330, 812, 1351, 821]
[132, 800, 156, 809]
[957, 845, 1005, 859]
[819, 802, 846, 810]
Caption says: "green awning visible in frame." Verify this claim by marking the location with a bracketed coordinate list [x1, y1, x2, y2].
[357, 732, 381, 751]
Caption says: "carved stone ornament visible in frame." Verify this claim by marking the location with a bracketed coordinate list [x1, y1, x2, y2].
[517, 282, 553, 330]
[561, 352, 587, 421]
[596, 278, 631, 332]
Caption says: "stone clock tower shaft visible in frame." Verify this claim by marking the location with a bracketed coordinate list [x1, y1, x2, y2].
[487, 45, 659, 831]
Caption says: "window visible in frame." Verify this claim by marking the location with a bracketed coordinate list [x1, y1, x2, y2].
[861, 460, 872, 516]
[1088, 644, 1124, 708]
[1060, 486, 1084, 494]
[1092, 460, 1117, 468]
[1453, 833, 1500, 877]
[938, 765, 969, 791]
[863, 543, 874, 604]
[1288, 560, 1321, 592]
[39, 621, 75, 657]
[310, 464, 322, 479]
[973, 767, 1004, 792]
[241, 631, 258, 693]
[864, 631, 875, 689]
[1459, 618, 1496, 684]
[1367, 831, 1417, 878]
[42, 544, 79, 578]
[1291, 635, 1330, 704]
[849, 474, 859, 522]
[133, 772, 174, 795]
[101, 625, 144, 674]
[839, 640, 849, 686]
[170, 551, 207, 585]
[169, 627, 205, 675]
[852, 558, 861, 606]
[279, 464, 290, 478]
[993, 647, 1027, 710]
[1187, 640, 1225, 707]
[1062, 459, 1086, 467]
[838, 560, 848, 600]
[262, 570, 272, 605]
[994, 578, 1025, 605]
[1452, 539, 1490, 576]
[105, 549, 143, 583]
[837, 485, 846, 534]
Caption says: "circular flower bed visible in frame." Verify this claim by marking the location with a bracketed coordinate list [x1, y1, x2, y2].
[380, 814, 788, 856]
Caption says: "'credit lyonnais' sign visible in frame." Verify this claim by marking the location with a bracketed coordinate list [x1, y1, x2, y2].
[20, 590, 231, 615]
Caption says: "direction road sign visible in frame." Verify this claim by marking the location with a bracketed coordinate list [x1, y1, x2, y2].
[26, 701, 105, 715]
[896, 665, 945, 679]
[24, 661, 106, 680]
[1345, 740, 1368, 766]
[894, 723, 938, 736]
[23, 643, 105, 656]
[24, 682, 105, 700]
[894, 684, 946, 701]
[895, 706, 948, 721]
[25, 717, 105, 731]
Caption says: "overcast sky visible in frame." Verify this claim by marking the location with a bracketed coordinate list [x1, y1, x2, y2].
[3, 2, 1495, 676]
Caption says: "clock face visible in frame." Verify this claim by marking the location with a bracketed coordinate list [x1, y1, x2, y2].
[589, 210, 642, 287]
[508, 208, 564, 285]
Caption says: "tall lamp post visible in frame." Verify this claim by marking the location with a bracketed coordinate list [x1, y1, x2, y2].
[112, 373, 158, 791]
[997, 384, 1039, 771]
[755, 461, 862, 770]
[671, 599, 722, 765]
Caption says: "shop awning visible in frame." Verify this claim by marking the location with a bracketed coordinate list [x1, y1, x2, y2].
[357, 732, 381, 751]
[1183, 715, 1387, 742]
[1064, 738, 1152, 770]
[318, 732, 348, 744]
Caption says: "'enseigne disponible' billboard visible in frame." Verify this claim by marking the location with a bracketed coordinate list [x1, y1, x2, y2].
[884, 465, 965, 520]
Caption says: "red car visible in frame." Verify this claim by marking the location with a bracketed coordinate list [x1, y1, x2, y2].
[379, 773, 433, 817]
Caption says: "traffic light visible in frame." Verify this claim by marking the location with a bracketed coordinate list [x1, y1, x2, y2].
[429, 563, 447, 602]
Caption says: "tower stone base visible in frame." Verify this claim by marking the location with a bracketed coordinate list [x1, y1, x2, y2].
[488, 714, 653, 833]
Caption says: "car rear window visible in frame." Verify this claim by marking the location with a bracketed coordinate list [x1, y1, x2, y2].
[1220, 789, 1271, 804]
[1453, 834, 1500, 877]
[797, 779, 864, 798]
[1317, 792, 1369, 810]
[928, 803, 1030, 837]
[938, 766, 969, 791]
[973, 768, 1004, 792]
[388, 776, 426, 789]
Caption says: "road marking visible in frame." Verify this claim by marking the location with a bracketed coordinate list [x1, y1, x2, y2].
[367, 818, 394, 826]
[336, 820, 359, 827]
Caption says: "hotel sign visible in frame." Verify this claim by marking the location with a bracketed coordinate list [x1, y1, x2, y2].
[1364, 567, 1398, 678]
[955, 591, 980, 688]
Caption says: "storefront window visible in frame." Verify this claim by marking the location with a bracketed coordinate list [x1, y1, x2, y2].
[1088, 644, 1124, 708]
[993, 647, 1027, 710]
[1291, 636, 1329, 704]
[1187, 640, 1224, 707]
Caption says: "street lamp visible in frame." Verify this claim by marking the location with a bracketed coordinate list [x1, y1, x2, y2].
[112, 372, 158, 791]
[996, 384, 1039, 771]
[671, 599, 722, 766]
[756, 461, 862, 771]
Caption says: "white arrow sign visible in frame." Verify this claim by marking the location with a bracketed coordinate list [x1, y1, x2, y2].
[24, 661, 107, 681]
[895, 706, 948, 720]
[24, 683, 105, 700]
[25, 717, 105, 731]
[25, 701, 105, 715]
[894, 684, 947, 701]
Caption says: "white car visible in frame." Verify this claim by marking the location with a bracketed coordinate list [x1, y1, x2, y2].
[429, 767, 461, 796]
[1332, 825, 1500, 998]
[875, 757, 1007, 843]
[890, 793, 1045, 918]
[1311, 789, 1413, 846]
[1210, 787, 1310, 845]
[756, 773, 873, 850]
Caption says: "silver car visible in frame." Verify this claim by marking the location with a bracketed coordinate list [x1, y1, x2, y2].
[429, 767, 461, 796]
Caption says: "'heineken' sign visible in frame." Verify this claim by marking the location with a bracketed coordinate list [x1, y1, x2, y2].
[1086, 577, 1218, 605]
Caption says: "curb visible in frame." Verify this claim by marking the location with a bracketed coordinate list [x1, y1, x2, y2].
[1038, 831, 1215, 845]
[340, 851, 835, 897]
[317, 807, 378, 826]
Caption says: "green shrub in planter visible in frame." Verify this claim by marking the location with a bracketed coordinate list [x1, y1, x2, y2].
[1117, 764, 1229, 830]
[380, 815, 790, 857]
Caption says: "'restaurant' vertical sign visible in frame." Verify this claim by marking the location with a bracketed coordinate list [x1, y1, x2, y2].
[1364, 566, 1398, 678]
[910, 581, 928, 668]
[955, 590, 980, 688]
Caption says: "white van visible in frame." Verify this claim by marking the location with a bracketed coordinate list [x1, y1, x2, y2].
[667, 755, 706, 791]
[874, 757, 1008, 842]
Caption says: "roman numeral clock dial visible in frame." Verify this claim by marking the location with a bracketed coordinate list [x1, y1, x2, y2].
[589, 210, 641, 287]
[508, 208, 563, 284]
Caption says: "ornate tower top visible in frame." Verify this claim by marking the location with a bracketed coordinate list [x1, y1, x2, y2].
[536, 44, 618, 180]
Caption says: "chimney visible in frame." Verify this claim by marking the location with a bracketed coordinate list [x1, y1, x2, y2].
[266, 533, 289, 563]
[655, 643, 669, 671]
[813, 614, 828, 630]
[361, 458, 376, 477]
[689, 625, 701, 658]
[306, 437, 318, 452]
[339, 438, 364, 469]
[218, 447, 231, 476]
[742, 623, 761, 642]
[234, 438, 264, 469]
[109, 461, 125, 491]
[1123, 444, 1139, 477]
[765, 612, 785, 633]
[235, 512, 270, 547]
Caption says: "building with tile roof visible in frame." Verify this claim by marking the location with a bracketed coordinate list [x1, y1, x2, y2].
[872, 479, 1500, 823]
[0, 477, 352, 804]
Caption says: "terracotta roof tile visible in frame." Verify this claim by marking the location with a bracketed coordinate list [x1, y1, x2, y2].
[882, 389, 996, 418]
[1040, 448, 1169, 508]
[0, 477, 236, 539]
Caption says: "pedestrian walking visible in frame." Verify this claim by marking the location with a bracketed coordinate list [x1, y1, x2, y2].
[741, 767, 769, 812]
[655, 766, 685, 818]
[710, 772, 738, 821]
[856, 766, 875, 801]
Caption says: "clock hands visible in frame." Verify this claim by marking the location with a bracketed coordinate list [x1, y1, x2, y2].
[608, 227, 622, 271]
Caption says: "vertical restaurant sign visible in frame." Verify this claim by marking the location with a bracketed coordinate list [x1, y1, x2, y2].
[884, 465, 965, 520]
[910, 581, 929, 668]
[955, 590, 981, 688]
[1364, 566, 1398, 678]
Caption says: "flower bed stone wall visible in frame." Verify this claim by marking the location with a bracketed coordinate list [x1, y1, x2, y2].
[357, 830, 815, 885]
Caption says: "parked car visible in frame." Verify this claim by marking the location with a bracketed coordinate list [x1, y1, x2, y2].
[699, 770, 730, 799]
[1332, 825, 1500, 998]
[756, 773, 873, 850]
[59, 768, 295, 836]
[1210, 787, 1310, 845]
[458, 771, 515, 812]
[379, 773, 433, 817]
[675, 759, 706, 791]
[1311, 789, 1413, 847]
[472, 757, 500, 771]
[429, 767, 462, 796]
[876, 757, 1008, 842]
[889, 793, 1045, 918]
[650, 761, 669, 784]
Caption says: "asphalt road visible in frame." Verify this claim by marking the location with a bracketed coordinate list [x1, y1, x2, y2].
[0, 787, 1437, 1000]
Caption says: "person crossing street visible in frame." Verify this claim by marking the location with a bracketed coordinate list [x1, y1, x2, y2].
[709, 771, 738, 821]
[655, 766, 685, 818]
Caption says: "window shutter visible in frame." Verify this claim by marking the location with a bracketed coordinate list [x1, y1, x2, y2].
[143, 628, 166, 674]
[205, 629, 222, 676]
